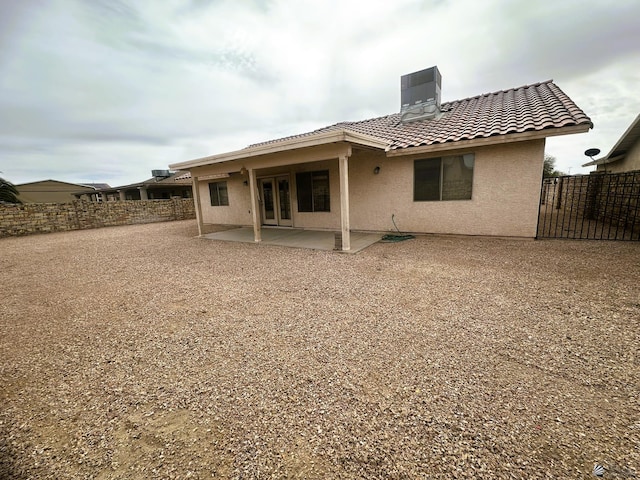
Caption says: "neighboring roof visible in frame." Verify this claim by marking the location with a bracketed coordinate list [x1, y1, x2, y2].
[171, 79, 591, 170]
[16, 179, 97, 189]
[95, 171, 192, 193]
[82, 183, 111, 189]
[583, 113, 640, 167]
[173, 171, 192, 181]
[16, 180, 97, 203]
[138, 173, 192, 187]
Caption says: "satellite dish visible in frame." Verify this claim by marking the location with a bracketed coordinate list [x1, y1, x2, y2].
[584, 148, 601, 158]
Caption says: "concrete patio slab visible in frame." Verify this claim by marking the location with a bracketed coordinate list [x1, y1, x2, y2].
[202, 227, 382, 253]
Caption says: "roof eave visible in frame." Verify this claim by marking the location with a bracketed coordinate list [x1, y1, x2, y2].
[16, 180, 97, 189]
[582, 153, 625, 168]
[169, 129, 390, 170]
[604, 113, 640, 160]
[386, 124, 592, 157]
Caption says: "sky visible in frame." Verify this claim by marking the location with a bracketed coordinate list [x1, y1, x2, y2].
[1, 0, 639, 187]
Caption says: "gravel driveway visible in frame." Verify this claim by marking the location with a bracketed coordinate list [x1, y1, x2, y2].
[1, 220, 638, 479]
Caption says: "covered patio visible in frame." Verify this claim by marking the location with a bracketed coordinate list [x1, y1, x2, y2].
[171, 130, 391, 252]
[203, 227, 383, 253]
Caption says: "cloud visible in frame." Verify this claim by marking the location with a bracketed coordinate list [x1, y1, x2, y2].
[0, 0, 638, 185]
[496, 2, 640, 79]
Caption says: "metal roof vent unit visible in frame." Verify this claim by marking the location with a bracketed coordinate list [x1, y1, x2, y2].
[400, 66, 442, 123]
[151, 170, 172, 180]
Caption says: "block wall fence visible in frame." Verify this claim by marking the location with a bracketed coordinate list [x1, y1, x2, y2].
[0, 198, 195, 238]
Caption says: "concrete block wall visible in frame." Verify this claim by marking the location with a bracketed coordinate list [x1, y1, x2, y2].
[0, 198, 195, 238]
[594, 171, 640, 230]
[542, 172, 640, 237]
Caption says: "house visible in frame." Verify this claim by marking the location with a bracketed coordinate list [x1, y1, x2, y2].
[75, 170, 193, 202]
[169, 66, 592, 250]
[15, 180, 100, 203]
[582, 113, 640, 173]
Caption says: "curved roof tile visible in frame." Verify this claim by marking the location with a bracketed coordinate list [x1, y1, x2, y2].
[247, 80, 591, 150]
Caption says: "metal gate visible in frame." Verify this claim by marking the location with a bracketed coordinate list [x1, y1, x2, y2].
[537, 172, 640, 240]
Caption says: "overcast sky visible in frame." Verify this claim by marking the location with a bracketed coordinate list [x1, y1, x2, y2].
[1, 0, 639, 187]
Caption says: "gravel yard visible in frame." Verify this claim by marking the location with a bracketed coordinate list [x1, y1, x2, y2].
[1, 220, 639, 479]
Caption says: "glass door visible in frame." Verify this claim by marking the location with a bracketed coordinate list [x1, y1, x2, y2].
[259, 175, 292, 226]
[259, 178, 277, 225]
[276, 175, 292, 226]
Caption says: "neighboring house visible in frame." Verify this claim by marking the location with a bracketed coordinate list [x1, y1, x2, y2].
[15, 180, 99, 203]
[169, 66, 592, 250]
[84, 183, 111, 190]
[75, 170, 193, 201]
[582, 113, 640, 173]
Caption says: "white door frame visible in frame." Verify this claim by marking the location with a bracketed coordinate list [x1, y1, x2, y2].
[258, 174, 292, 226]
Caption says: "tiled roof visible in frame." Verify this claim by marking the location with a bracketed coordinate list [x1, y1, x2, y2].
[96, 172, 192, 192]
[173, 171, 192, 181]
[151, 172, 192, 185]
[248, 80, 591, 151]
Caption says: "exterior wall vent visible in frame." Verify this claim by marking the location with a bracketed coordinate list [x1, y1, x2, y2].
[400, 66, 442, 123]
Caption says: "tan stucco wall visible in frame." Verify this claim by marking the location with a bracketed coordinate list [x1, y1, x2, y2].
[198, 174, 252, 225]
[600, 139, 640, 173]
[191, 143, 351, 229]
[349, 140, 545, 237]
[288, 159, 341, 229]
[194, 158, 343, 229]
[191, 139, 545, 238]
[627, 140, 640, 171]
[16, 181, 95, 203]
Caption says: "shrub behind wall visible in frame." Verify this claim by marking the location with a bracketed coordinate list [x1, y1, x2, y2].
[0, 198, 195, 238]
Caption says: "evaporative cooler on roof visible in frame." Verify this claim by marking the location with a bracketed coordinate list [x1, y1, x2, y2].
[400, 66, 442, 122]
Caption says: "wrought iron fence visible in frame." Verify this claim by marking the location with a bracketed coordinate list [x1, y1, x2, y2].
[537, 172, 640, 240]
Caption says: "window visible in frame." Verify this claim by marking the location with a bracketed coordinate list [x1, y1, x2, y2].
[296, 170, 330, 212]
[414, 154, 474, 201]
[209, 181, 229, 206]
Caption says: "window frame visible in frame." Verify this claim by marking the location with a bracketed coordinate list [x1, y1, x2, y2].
[413, 154, 474, 202]
[295, 170, 330, 212]
[209, 181, 229, 206]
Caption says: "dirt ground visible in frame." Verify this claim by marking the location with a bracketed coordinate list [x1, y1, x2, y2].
[1, 220, 638, 479]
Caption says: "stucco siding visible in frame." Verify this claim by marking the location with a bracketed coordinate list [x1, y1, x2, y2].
[627, 140, 640, 171]
[193, 155, 343, 229]
[16, 180, 95, 203]
[192, 139, 545, 238]
[349, 140, 545, 237]
[605, 139, 640, 173]
[288, 159, 341, 229]
[197, 174, 252, 225]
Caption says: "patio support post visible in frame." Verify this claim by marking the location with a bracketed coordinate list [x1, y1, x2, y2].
[139, 187, 149, 200]
[248, 168, 262, 242]
[192, 176, 204, 236]
[118, 190, 126, 201]
[338, 153, 351, 251]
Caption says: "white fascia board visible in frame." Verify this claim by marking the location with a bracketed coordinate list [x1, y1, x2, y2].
[169, 129, 389, 170]
[604, 113, 640, 159]
[582, 154, 625, 168]
[342, 130, 391, 149]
